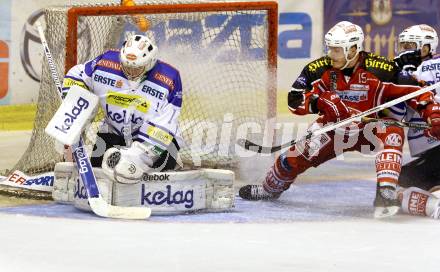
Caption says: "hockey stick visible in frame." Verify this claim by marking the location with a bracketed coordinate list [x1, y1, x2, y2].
[361, 117, 430, 129]
[238, 81, 440, 154]
[36, 21, 151, 219]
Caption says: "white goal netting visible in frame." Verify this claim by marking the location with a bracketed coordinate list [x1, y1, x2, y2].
[2, 0, 277, 183]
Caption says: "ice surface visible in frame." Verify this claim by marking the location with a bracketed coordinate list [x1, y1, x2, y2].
[1, 179, 439, 272]
[1, 131, 438, 272]
[0, 180, 376, 222]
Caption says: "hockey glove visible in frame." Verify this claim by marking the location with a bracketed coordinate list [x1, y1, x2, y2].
[394, 50, 422, 72]
[421, 103, 440, 139]
[313, 91, 351, 124]
[288, 88, 305, 110]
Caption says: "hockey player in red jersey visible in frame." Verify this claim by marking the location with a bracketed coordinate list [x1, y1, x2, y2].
[239, 21, 440, 218]
[390, 25, 440, 219]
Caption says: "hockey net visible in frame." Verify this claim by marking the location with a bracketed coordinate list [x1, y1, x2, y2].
[1, 0, 277, 197]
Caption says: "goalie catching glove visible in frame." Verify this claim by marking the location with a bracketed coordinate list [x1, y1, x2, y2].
[102, 141, 164, 184]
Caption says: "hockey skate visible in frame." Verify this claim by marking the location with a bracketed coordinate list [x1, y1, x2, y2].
[239, 184, 281, 201]
[373, 183, 400, 219]
[432, 204, 440, 219]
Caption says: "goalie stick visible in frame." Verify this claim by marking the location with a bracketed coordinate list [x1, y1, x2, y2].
[238, 81, 440, 154]
[36, 21, 151, 219]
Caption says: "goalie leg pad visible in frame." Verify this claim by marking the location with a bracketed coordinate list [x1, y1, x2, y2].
[112, 169, 234, 214]
[53, 162, 77, 204]
[71, 169, 234, 215]
[203, 169, 235, 211]
[54, 162, 113, 211]
[72, 167, 114, 212]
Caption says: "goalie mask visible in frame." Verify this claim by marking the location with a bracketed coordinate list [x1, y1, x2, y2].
[120, 35, 158, 81]
[325, 21, 364, 69]
[398, 24, 438, 55]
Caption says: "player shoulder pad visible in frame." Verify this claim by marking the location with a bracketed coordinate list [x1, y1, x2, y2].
[362, 52, 397, 82]
[154, 60, 180, 76]
[101, 49, 121, 64]
[148, 60, 180, 91]
[297, 56, 332, 89]
[86, 49, 123, 75]
[431, 53, 440, 60]
[305, 56, 332, 78]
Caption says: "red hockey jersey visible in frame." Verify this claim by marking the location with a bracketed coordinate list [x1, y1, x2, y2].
[292, 52, 432, 117]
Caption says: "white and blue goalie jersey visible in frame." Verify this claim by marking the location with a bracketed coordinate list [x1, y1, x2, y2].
[62, 49, 183, 151]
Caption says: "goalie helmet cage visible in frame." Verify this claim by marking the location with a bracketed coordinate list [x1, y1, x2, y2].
[2, 0, 277, 180]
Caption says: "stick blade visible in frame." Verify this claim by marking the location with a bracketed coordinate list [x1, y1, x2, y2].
[236, 138, 252, 149]
[237, 138, 265, 153]
[237, 139, 283, 154]
[89, 197, 151, 220]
